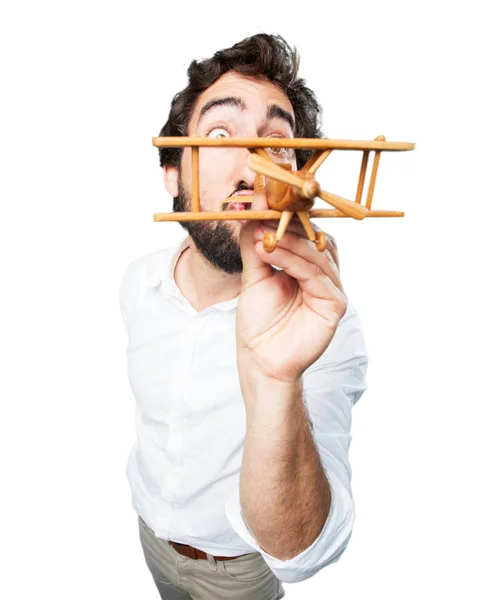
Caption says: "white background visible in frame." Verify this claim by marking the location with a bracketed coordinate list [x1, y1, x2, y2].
[1, 1, 494, 598]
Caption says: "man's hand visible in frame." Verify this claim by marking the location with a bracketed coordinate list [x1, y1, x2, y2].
[236, 189, 347, 385]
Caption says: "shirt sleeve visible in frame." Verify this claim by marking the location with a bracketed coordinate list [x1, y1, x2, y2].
[224, 304, 368, 583]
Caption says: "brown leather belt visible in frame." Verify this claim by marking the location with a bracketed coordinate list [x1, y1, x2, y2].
[168, 541, 244, 561]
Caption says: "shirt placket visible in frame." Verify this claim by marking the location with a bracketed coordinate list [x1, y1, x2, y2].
[161, 313, 205, 538]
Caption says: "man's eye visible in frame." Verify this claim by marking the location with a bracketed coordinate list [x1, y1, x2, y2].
[266, 137, 291, 158]
[207, 127, 230, 139]
[267, 146, 292, 159]
[268, 147, 288, 156]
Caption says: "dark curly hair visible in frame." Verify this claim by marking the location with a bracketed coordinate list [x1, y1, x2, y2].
[158, 33, 324, 170]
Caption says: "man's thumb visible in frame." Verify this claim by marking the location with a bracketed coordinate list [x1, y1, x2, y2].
[239, 219, 272, 286]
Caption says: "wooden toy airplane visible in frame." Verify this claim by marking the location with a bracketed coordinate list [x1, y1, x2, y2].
[152, 135, 415, 253]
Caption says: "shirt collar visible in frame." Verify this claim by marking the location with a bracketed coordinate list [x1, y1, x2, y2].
[147, 235, 239, 312]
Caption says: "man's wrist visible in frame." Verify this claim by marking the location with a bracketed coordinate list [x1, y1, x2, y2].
[237, 357, 304, 423]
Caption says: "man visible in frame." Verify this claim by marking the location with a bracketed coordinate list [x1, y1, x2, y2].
[119, 33, 368, 600]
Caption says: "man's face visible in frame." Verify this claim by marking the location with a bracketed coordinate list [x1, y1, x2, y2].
[167, 71, 297, 274]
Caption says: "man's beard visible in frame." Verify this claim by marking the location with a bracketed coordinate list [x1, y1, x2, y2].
[173, 177, 243, 274]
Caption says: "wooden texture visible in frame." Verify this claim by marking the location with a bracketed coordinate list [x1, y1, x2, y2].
[296, 211, 317, 242]
[152, 134, 413, 250]
[355, 151, 369, 204]
[154, 210, 284, 221]
[191, 146, 200, 211]
[263, 231, 277, 253]
[153, 136, 414, 151]
[315, 231, 327, 252]
[318, 190, 368, 220]
[248, 154, 305, 191]
[366, 135, 385, 209]
[309, 209, 404, 218]
[303, 149, 333, 175]
[254, 173, 265, 192]
[276, 211, 295, 241]
[153, 209, 404, 221]
[248, 153, 368, 219]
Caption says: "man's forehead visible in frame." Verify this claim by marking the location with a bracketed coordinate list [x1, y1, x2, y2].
[191, 72, 295, 124]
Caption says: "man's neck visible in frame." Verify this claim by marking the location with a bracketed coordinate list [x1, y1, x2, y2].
[174, 239, 242, 312]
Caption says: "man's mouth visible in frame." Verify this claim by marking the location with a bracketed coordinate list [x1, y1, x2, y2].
[227, 191, 253, 211]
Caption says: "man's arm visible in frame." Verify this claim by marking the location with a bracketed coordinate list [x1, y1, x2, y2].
[232, 207, 367, 582]
[237, 226, 341, 559]
[239, 372, 332, 560]
[226, 304, 367, 584]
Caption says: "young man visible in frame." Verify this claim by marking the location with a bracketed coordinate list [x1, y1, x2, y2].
[119, 33, 368, 600]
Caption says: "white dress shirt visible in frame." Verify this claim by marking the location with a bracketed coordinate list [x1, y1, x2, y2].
[119, 234, 368, 584]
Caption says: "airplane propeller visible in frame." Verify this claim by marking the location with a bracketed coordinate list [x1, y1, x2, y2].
[248, 152, 369, 221]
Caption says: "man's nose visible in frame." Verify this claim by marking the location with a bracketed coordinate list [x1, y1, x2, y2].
[236, 147, 257, 188]
[234, 147, 269, 212]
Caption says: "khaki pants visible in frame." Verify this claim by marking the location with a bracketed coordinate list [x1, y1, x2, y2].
[138, 516, 286, 600]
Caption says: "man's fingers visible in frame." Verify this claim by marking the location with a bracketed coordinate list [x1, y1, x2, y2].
[262, 218, 340, 272]
[260, 225, 344, 293]
[250, 197, 340, 272]
[255, 242, 348, 321]
[239, 222, 273, 287]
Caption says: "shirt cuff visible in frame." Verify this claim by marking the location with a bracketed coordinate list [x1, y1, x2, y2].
[224, 469, 355, 583]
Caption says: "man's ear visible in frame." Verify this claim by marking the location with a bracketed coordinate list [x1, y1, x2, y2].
[163, 165, 179, 197]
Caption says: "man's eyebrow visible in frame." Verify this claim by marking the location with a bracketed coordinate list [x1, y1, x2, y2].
[197, 96, 247, 126]
[265, 104, 295, 133]
[196, 97, 295, 133]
